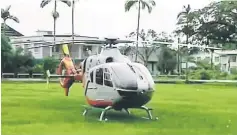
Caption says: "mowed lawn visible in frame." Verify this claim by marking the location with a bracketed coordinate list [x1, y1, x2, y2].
[1, 82, 237, 135]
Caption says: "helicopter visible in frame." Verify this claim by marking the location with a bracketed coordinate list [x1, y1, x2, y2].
[26, 37, 222, 121]
[27, 37, 157, 121]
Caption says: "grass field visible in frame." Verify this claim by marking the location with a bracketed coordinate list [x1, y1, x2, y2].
[1, 82, 237, 135]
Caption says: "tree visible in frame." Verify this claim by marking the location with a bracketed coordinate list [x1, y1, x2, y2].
[125, 0, 156, 62]
[1, 34, 13, 74]
[157, 46, 177, 74]
[40, 0, 71, 57]
[43, 57, 60, 74]
[154, 32, 177, 74]
[128, 29, 159, 67]
[1, 5, 19, 35]
[194, 1, 237, 48]
[176, 4, 200, 81]
[10, 47, 35, 76]
[119, 44, 132, 55]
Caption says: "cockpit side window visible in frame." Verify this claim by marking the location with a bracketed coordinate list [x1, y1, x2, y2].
[96, 68, 103, 85]
[90, 71, 94, 83]
[104, 68, 113, 87]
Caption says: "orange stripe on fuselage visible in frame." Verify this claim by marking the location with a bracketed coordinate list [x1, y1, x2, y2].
[86, 97, 113, 107]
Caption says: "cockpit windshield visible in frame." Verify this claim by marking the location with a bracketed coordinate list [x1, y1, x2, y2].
[111, 64, 138, 90]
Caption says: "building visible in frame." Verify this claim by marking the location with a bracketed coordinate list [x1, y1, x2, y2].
[190, 50, 237, 73]
[1, 23, 24, 37]
[9, 30, 102, 62]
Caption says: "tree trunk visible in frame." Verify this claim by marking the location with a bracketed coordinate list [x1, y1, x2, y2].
[185, 33, 189, 82]
[71, 0, 75, 63]
[135, 0, 141, 62]
[177, 38, 180, 75]
[72, 0, 75, 48]
[211, 49, 214, 69]
[51, 0, 57, 57]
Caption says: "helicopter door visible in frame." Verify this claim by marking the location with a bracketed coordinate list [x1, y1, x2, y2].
[95, 67, 114, 100]
[85, 69, 97, 96]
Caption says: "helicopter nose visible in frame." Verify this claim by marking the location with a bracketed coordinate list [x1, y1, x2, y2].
[137, 80, 149, 91]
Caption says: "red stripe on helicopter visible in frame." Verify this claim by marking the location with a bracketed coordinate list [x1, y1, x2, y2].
[86, 97, 113, 107]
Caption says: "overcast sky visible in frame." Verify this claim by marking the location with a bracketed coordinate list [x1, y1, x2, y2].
[1, 0, 216, 38]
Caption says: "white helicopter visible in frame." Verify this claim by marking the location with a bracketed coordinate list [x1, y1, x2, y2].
[27, 37, 222, 121]
[28, 38, 157, 121]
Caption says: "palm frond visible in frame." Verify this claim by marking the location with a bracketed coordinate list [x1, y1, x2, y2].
[140, 0, 155, 13]
[60, 0, 71, 7]
[1, 8, 4, 18]
[129, 32, 136, 37]
[141, 0, 151, 13]
[149, 0, 156, 6]
[186, 4, 191, 13]
[1, 8, 4, 14]
[141, 1, 146, 9]
[9, 15, 19, 23]
[5, 5, 11, 12]
[125, 0, 138, 12]
[40, 0, 52, 8]
[144, 1, 153, 13]
[177, 11, 186, 19]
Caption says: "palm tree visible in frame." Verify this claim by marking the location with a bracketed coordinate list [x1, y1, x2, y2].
[40, 0, 71, 57]
[125, 0, 156, 62]
[177, 4, 192, 45]
[176, 4, 192, 82]
[1, 5, 19, 35]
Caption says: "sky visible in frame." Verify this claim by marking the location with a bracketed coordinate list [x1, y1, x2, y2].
[1, 0, 216, 39]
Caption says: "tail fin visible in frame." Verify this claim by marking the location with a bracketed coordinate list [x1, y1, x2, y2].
[62, 44, 70, 55]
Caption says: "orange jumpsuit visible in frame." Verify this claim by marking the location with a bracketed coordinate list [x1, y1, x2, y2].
[57, 56, 82, 96]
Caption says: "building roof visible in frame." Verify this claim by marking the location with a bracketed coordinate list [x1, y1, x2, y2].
[1, 23, 24, 37]
[42, 34, 99, 39]
[215, 50, 237, 55]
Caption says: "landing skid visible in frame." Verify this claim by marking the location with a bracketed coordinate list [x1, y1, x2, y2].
[82, 105, 158, 121]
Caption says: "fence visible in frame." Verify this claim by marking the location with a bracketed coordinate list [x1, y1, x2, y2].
[2, 73, 185, 78]
[2, 73, 236, 83]
[2, 73, 44, 78]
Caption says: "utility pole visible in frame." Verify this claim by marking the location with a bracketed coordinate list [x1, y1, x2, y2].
[72, 0, 75, 47]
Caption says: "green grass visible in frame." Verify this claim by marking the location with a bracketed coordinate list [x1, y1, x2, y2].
[1, 82, 237, 135]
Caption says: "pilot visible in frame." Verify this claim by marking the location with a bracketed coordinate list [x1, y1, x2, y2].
[56, 44, 83, 96]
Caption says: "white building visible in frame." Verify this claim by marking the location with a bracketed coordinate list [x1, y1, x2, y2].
[9, 30, 102, 61]
[190, 50, 237, 73]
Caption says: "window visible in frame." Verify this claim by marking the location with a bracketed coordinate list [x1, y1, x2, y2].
[55, 45, 60, 52]
[230, 55, 237, 62]
[83, 45, 92, 56]
[34, 43, 40, 53]
[215, 57, 219, 62]
[90, 71, 94, 83]
[96, 68, 103, 85]
[104, 68, 113, 87]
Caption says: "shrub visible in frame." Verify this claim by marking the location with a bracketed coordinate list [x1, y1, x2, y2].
[32, 64, 44, 73]
[43, 57, 59, 74]
[230, 68, 237, 74]
[215, 72, 228, 79]
[189, 69, 216, 80]
[228, 74, 237, 80]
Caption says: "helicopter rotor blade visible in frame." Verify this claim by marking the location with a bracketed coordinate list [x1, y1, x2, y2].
[136, 40, 222, 50]
[26, 38, 135, 49]
[19, 37, 221, 50]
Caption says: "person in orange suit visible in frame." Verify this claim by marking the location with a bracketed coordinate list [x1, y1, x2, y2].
[56, 44, 83, 96]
